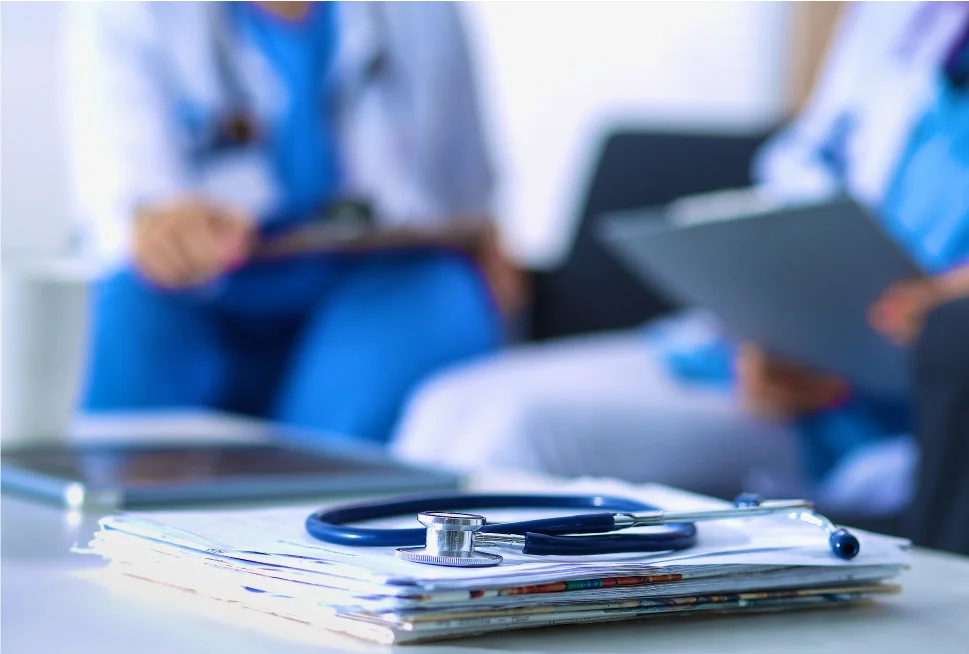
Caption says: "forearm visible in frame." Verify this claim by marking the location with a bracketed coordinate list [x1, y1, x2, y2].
[937, 264, 969, 301]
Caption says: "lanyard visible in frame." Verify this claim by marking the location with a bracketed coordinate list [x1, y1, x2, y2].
[944, 14, 969, 88]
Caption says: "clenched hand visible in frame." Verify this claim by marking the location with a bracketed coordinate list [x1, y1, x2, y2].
[735, 343, 849, 421]
[132, 197, 255, 288]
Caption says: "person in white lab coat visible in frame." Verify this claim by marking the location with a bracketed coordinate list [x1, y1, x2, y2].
[65, 2, 521, 443]
[394, 2, 969, 512]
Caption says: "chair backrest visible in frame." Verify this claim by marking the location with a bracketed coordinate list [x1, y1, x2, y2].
[908, 297, 969, 555]
[837, 296, 969, 549]
[527, 128, 775, 341]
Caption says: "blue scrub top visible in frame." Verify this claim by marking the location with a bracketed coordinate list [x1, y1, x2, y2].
[230, 2, 340, 226]
[882, 76, 969, 274]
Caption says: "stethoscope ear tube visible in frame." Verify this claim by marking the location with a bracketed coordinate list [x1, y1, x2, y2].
[479, 513, 618, 537]
[521, 526, 698, 556]
[306, 493, 677, 549]
[306, 492, 859, 564]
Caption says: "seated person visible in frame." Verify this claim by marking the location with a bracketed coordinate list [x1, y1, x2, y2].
[394, 2, 969, 510]
[65, 1, 522, 444]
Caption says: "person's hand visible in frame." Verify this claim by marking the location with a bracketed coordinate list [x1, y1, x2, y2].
[868, 278, 945, 346]
[735, 343, 849, 421]
[132, 197, 255, 289]
[471, 223, 530, 317]
[867, 267, 969, 346]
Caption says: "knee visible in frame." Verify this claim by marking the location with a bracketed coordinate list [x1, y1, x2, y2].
[392, 368, 548, 472]
[90, 267, 183, 334]
[82, 268, 220, 411]
[94, 266, 157, 302]
[407, 251, 501, 347]
[392, 370, 476, 463]
[413, 250, 485, 298]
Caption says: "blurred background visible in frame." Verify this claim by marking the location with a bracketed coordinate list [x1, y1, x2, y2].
[1, 2, 836, 262]
[0, 1, 841, 433]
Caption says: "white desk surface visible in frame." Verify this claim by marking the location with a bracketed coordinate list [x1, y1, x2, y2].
[3, 414, 969, 653]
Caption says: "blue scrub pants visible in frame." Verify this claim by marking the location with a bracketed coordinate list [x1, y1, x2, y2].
[81, 250, 501, 443]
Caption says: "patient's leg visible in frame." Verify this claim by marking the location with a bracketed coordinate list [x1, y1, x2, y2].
[393, 329, 804, 499]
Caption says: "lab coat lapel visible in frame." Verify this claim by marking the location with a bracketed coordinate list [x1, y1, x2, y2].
[171, 4, 285, 221]
[849, 3, 969, 205]
[332, 2, 426, 225]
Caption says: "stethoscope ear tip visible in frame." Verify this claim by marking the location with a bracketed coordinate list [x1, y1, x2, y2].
[732, 493, 860, 560]
[829, 528, 861, 559]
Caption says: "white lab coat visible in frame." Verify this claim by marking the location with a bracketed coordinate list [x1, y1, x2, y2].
[63, 2, 494, 270]
[756, 1, 969, 206]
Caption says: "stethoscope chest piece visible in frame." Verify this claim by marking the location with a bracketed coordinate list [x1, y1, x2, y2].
[396, 511, 503, 568]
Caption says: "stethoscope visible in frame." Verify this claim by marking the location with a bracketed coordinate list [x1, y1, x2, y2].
[205, 2, 392, 159]
[305, 492, 860, 568]
[200, 2, 396, 237]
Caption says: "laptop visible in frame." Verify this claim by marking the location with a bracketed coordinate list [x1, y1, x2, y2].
[598, 194, 923, 399]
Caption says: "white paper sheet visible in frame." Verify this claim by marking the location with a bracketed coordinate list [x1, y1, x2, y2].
[91, 480, 910, 588]
[82, 478, 910, 643]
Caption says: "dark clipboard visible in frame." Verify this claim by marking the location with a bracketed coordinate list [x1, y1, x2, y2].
[599, 195, 923, 398]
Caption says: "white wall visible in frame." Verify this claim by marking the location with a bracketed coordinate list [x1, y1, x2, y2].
[467, 1, 794, 266]
[0, 1, 797, 266]
[1, 2, 72, 256]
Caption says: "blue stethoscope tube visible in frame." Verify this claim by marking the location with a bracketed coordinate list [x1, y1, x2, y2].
[305, 492, 860, 561]
[306, 494, 698, 555]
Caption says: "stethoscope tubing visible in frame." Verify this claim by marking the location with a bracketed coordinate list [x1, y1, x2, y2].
[305, 493, 699, 553]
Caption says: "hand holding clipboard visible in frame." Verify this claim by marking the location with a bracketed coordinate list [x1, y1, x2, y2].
[600, 196, 929, 398]
[251, 210, 529, 317]
[131, 197, 529, 316]
[252, 216, 494, 259]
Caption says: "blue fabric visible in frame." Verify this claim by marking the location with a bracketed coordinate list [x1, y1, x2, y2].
[82, 5, 501, 444]
[82, 251, 502, 443]
[651, 72, 969, 483]
[230, 2, 340, 224]
[880, 75, 969, 274]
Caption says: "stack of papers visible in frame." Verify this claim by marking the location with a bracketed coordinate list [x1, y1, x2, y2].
[82, 479, 910, 644]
